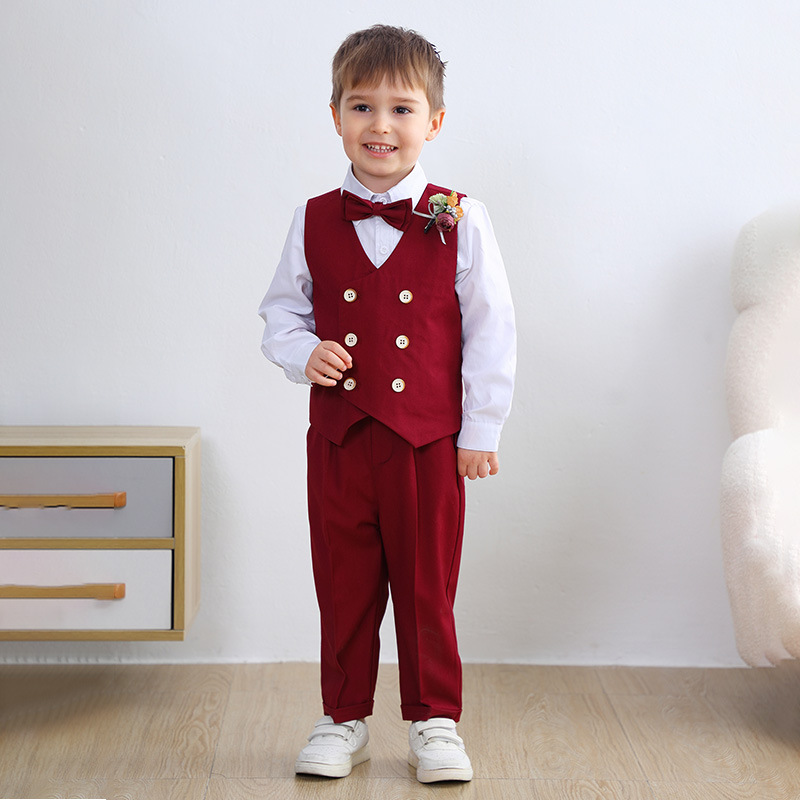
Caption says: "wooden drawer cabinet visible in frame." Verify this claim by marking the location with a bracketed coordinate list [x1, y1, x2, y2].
[0, 427, 200, 641]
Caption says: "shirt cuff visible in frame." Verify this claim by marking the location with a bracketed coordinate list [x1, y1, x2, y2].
[274, 338, 318, 386]
[457, 419, 503, 452]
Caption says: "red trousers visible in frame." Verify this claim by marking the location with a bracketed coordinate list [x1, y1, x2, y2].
[307, 418, 466, 723]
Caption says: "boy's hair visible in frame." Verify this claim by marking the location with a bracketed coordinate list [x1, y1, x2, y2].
[331, 25, 446, 113]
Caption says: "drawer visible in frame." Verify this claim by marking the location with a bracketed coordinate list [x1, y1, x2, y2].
[0, 549, 172, 630]
[0, 457, 173, 539]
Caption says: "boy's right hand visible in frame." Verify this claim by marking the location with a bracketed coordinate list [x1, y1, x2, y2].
[305, 340, 352, 387]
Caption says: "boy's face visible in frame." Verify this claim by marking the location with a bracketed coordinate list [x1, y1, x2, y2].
[331, 79, 445, 194]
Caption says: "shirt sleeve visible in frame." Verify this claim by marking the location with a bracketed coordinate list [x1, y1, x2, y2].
[455, 197, 517, 451]
[258, 204, 320, 385]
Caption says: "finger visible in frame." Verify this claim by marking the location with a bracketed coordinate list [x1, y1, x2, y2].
[313, 354, 342, 376]
[324, 341, 353, 369]
[317, 360, 344, 380]
[308, 362, 339, 386]
[312, 372, 338, 387]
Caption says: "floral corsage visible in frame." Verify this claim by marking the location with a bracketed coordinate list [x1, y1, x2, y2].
[413, 190, 463, 244]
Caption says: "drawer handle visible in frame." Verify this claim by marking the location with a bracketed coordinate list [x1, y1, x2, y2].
[0, 492, 127, 509]
[0, 583, 126, 600]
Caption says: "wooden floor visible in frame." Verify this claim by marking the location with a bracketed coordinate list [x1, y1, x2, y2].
[2, 661, 800, 799]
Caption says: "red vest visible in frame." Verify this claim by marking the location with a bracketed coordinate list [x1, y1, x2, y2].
[305, 184, 464, 447]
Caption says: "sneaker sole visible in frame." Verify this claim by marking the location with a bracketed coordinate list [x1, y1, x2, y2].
[295, 744, 370, 778]
[408, 749, 473, 783]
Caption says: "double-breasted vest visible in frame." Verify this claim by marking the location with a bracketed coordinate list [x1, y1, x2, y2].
[305, 184, 464, 448]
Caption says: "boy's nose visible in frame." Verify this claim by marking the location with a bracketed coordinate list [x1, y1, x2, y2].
[370, 113, 391, 133]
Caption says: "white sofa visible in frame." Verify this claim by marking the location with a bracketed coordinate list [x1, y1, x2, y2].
[721, 203, 800, 666]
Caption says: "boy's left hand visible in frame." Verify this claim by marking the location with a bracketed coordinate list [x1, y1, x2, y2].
[457, 449, 499, 480]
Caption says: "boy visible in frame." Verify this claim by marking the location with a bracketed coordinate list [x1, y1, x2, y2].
[258, 24, 515, 783]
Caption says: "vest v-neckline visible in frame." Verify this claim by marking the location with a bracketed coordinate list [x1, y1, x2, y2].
[345, 193, 427, 274]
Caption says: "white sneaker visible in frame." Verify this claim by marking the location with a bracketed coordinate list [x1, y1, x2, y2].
[295, 716, 370, 778]
[408, 717, 473, 783]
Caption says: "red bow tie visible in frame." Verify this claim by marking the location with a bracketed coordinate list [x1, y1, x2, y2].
[341, 190, 413, 231]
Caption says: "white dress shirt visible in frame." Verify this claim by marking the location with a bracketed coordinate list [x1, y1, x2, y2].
[258, 163, 516, 451]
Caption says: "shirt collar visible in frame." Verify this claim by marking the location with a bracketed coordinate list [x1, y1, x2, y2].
[341, 163, 428, 209]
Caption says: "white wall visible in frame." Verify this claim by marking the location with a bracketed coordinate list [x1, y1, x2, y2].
[1, 0, 798, 666]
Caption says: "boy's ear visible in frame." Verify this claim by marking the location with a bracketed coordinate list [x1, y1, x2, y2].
[330, 103, 343, 136]
[426, 108, 446, 142]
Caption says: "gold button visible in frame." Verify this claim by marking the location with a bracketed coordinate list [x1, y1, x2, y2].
[391, 378, 406, 393]
[398, 290, 413, 304]
[343, 288, 358, 302]
[345, 333, 358, 347]
[395, 335, 409, 349]
[343, 378, 357, 391]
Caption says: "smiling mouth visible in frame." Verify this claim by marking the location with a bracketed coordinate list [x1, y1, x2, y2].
[364, 144, 397, 153]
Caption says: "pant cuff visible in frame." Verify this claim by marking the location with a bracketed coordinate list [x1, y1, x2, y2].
[402, 704, 462, 723]
[324, 700, 374, 723]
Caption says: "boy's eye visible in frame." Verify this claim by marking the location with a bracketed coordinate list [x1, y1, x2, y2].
[394, 106, 411, 115]
[353, 104, 370, 112]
